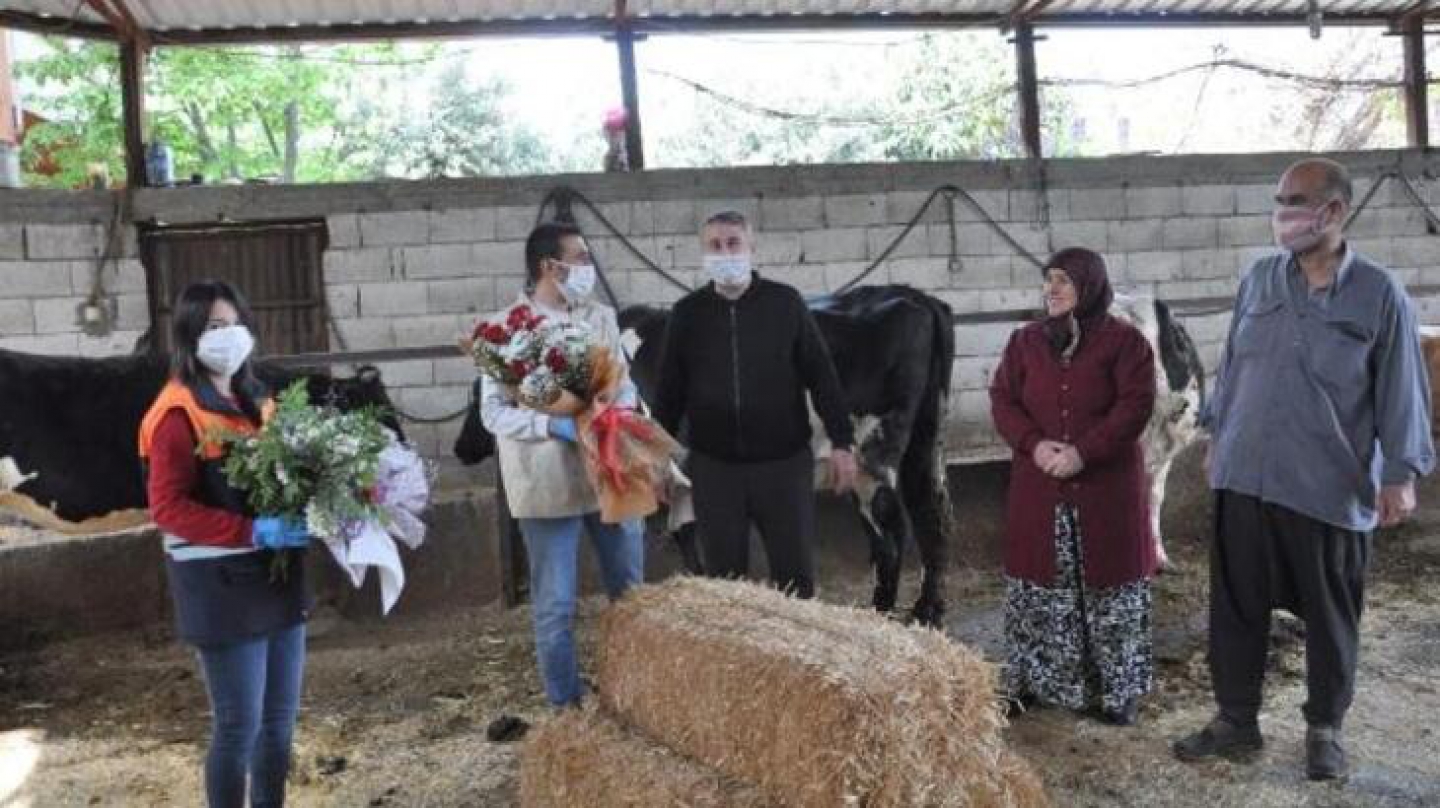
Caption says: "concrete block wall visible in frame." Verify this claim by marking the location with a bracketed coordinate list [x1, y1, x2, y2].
[5, 150, 1440, 465]
[0, 212, 149, 358]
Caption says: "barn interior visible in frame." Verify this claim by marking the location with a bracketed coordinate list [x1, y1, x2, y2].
[2, 1, 1440, 805]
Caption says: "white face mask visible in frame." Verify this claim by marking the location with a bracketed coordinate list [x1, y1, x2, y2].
[704, 254, 752, 287]
[196, 325, 255, 379]
[1272, 203, 1334, 254]
[558, 263, 596, 303]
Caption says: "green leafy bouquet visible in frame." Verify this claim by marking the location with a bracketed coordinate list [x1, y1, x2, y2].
[217, 381, 391, 567]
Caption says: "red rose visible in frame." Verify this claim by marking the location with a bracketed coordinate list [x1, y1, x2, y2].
[482, 323, 509, 345]
[508, 360, 530, 379]
[507, 306, 533, 331]
[545, 347, 568, 373]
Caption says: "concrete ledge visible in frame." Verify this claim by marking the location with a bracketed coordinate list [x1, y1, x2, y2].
[0, 526, 168, 651]
[3, 150, 1433, 226]
[0, 487, 510, 648]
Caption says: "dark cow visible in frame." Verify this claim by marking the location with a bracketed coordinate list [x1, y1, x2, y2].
[455, 284, 957, 626]
[0, 349, 400, 523]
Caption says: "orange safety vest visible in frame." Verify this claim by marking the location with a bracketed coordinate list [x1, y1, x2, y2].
[138, 380, 275, 461]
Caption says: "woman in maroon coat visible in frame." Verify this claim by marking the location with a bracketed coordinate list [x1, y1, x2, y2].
[989, 247, 1157, 726]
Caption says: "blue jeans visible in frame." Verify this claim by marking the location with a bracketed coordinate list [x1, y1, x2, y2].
[518, 514, 644, 706]
[195, 623, 306, 808]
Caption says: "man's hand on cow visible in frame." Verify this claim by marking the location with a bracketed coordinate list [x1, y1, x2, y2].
[1379, 481, 1417, 527]
[829, 448, 859, 495]
[1032, 440, 1067, 475]
[1050, 445, 1085, 479]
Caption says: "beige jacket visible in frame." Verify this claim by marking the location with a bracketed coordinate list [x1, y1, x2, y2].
[478, 295, 633, 519]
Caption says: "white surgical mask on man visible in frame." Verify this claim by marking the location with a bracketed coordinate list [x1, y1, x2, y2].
[1272, 203, 1334, 254]
[197, 325, 255, 379]
[704, 254, 752, 288]
[557, 262, 596, 304]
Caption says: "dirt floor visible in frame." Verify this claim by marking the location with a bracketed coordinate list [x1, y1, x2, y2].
[3, 482, 1439, 807]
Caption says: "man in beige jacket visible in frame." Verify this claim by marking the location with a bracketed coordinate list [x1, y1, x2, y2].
[479, 221, 643, 707]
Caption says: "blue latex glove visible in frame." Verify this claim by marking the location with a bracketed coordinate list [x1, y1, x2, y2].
[549, 416, 578, 443]
[252, 516, 310, 549]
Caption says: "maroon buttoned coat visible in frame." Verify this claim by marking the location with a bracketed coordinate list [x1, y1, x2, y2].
[989, 316, 1158, 589]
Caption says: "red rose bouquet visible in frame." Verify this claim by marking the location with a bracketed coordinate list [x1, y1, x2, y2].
[463, 305, 678, 522]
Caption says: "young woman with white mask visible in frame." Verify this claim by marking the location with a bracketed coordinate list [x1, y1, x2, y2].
[137, 280, 310, 808]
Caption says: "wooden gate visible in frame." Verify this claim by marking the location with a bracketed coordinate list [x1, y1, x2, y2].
[140, 220, 329, 356]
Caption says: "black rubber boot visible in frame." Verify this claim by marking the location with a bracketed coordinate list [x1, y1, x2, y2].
[1306, 725, 1349, 781]
[1172, 714, 1264, 761]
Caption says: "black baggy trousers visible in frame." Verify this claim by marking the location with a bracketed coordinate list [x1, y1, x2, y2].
[689, 448, 816, 599]
[1210, 490, 1371, 728]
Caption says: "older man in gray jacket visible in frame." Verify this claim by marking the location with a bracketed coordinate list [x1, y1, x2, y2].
[1173, 158, 1435, 780]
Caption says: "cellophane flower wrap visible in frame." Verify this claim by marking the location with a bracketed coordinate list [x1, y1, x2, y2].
[465, 304, 679, 523]
[217, 380, 431, 612]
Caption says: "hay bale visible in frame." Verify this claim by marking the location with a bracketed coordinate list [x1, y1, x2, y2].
[596, 577, 1048, 808]
[519, 705, 775, 808]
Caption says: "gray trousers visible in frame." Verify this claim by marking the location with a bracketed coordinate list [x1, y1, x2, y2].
[689, 448, 816, 599]
[1210, 490, 1371, 728]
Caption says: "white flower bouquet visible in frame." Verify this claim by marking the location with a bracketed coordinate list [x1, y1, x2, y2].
[217, 380, 430, 612]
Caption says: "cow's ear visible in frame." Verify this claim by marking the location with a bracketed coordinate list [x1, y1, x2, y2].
[357, 365, 382, 385]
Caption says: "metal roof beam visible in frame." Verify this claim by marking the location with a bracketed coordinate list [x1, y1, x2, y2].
[85, 0, 151, 50]
[57, 10, 1406, 47]
[0, 9, 118, 40]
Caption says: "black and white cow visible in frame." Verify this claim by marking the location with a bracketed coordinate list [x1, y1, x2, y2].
[455, 284, 957, 626]
[0, 348, 401, 524]
[1111, 295, 1207, 568]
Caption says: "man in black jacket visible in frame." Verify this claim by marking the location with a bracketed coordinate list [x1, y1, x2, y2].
[654, 210, 858, 598]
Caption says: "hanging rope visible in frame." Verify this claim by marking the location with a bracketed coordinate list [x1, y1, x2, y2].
[536, 185, 695, 302]
[527, 182, 1044, 299]
[837, 184, 1044, 293]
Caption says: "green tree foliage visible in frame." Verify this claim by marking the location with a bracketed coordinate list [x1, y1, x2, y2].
[874, 33, 1076, 161]
[13, 38, 126, 188]
[18, 32, 1068, 185]
[374, 63, 556, 178]
[647, 32, 1074, 168]
[14, 39, 562, 187]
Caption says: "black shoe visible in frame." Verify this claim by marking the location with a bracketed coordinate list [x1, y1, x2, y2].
[1306, 725, 1349, 781]
[1173, 715, 1264, 761]
[1102, 698, 1140, 727]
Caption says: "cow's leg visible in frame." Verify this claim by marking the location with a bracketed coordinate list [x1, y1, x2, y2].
[853, 473, 907, 613]
[671, 522, 705, 575]
[1150, 459, 1173, 571]
[901, 444, 949, 628]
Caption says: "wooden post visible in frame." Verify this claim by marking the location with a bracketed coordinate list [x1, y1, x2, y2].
[118, 37, 147, 186]
[1013, 23, 1043, 161]
[615, 23, 645, 170]
[1402, 15, 1429, 150]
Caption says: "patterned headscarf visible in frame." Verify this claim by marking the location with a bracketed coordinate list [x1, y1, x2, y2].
[1041, 247, 1113, 355]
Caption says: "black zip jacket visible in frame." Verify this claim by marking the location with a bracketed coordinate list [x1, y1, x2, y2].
[654, 275, 854, 463]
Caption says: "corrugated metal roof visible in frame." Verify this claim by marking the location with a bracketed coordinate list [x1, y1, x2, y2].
[0, 0, 1423, 34]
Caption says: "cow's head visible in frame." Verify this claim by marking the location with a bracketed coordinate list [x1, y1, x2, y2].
[454, 378, 497, 466]
[617, 304, 671, 406]
[303, 366, 405, 441]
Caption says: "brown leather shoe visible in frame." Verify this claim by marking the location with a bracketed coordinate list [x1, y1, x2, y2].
[1306, 725, 1349, 781]
[1173, 715, 1264, 761]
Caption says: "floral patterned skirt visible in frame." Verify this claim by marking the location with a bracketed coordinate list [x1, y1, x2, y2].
[1003, 503, 1152, 715]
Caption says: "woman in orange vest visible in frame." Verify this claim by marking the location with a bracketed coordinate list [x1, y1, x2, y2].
[138, 280, 309, 808]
